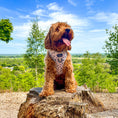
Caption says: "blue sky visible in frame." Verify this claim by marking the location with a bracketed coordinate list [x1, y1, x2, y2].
[0, 0, 118, 54]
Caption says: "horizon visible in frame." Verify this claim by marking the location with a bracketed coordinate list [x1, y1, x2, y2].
[0, 52, 106, 56]
[0, 0, 118, 54]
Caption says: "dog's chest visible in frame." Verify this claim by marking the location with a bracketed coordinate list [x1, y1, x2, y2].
[48, 50, 67, 75]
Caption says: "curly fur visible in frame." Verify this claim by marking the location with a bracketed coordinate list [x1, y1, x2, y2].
[39, 22, 77, 97]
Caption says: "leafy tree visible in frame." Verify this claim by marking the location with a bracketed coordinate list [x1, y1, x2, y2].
[75, 52, 116, 92]
[0, 19, 13, 43]
[24, 18, 45, 82]
[104, 25, 118, 74]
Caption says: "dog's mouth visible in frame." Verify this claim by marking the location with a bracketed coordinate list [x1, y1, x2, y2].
[62, 38, 71, 46]
[55, 34, 71, 47]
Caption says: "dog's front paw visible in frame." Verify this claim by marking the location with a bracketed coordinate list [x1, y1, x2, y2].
[39, 90, 54, 97]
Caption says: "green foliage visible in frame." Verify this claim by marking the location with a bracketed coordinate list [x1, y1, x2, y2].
[72, 58, 82, 64]
[13, 65, 25, 72]
[0, 54, 23, 58]
[24, 18, 45, 81]
[0, 53, 117, 93]
[104, 25, 118, 74]
[74, 52, 116, 92]
[0, 58, 25, 67]
[0, 67, 44, 92]
[0, 66, 2, 70]
[0, 19, 13, 43]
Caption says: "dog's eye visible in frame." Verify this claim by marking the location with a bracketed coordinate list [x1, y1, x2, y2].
[56, 28, 59, 32]
[56, 27, 60, 32]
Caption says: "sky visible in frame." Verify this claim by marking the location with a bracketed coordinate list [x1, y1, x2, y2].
[0, 0, 118, 54]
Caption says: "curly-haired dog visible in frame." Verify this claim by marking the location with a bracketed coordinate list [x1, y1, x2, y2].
[39, 22, 77, 97]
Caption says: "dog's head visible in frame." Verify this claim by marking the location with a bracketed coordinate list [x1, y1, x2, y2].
[45, 22, 74, 52]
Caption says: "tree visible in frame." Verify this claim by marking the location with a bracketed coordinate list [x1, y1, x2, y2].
[0, 19, 13, 43]
[104, 24, 118, 74]
[75, 52, 116, 92]
[24, 18, 45, 82]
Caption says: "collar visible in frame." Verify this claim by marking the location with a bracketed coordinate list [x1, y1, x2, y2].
[48, 49, 67, 62]
[48, 49, 67, 75]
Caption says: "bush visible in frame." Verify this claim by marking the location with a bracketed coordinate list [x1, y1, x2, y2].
[74, 52, 117, 92]
[0, 67, 44, 92]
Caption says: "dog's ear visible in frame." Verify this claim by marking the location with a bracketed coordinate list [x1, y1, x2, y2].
[45, 26, 52, 49]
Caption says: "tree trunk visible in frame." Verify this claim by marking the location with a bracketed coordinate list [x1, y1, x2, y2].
[18, 85, 105, 118]
[35, 64, 38, 86]
[35, 49, 38, 86]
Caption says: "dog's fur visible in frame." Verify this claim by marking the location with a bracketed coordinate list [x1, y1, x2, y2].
[39, 22, 77, 97]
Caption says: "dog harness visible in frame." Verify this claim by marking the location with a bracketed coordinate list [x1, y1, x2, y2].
[48, 50, 67, 75]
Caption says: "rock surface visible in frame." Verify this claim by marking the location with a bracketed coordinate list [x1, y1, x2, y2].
[18, 86, 105, 118]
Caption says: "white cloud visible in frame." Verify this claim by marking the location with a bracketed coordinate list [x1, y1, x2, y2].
[0, 6, 11, 12]
[85, 0, 105, 14]
[13, 22, 31, 39]
[0, 6, 20, 17]
[47, 2, 63, 11]
[17, 8, 28, 12]
[12, 6, 89, 42]
[0, 41, 26, 54]
[92, 12, 107, 21]
[85, 0, 95, 13]
[71, 30, 107, 53]
[68, 0, 77, 6]
[32, 3, 89, 33]
[19, 15, 31, 19]
[91, 12, 118, 25]
[85, 0, 94, 7]
[36, 4, 43, 9]
[32, 9, 45, 16]
[89, 29, 105, 32]
[36, 10, 89, 35]
[11, 2, 89, 47]
[49, 12, 88, 27]
[0, 41, 26, 48]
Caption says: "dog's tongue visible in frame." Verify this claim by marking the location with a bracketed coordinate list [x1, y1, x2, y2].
[62, 38, 71, 46]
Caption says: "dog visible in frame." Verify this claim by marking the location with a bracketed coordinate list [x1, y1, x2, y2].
[39, 22, 77, 97]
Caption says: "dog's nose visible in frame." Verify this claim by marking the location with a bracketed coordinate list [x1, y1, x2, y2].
[65, 28, 70, 33]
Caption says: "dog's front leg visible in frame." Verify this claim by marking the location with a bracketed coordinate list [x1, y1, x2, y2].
[39, 52, 56, 97]
[65, 71, 77, 93]
[39, 71, 55, 97]
[64, 52, 77, 93]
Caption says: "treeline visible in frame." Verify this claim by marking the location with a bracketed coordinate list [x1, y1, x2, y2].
[72, 53, 107, 58]
[0, 53, 106, 58]
[0, 55, 23, 58]
[0, 58, 24, 67]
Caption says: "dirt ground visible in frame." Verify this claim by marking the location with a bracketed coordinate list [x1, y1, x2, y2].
[94, 93, 118, 110]
[0, 92, 118, 118]
[0, 92, 27, 118]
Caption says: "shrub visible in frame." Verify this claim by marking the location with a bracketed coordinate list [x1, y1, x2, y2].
[74, 52, 116, 92]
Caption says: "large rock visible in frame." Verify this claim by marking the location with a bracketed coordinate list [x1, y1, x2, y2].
[18, 86, 105, 118]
